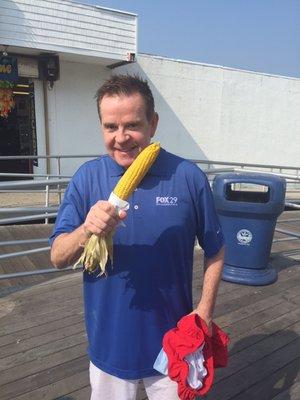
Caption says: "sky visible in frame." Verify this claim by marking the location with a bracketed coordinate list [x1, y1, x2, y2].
[80, 0, 300, 78]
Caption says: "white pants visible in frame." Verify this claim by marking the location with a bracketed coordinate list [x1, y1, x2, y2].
[89, 362, 180, 400]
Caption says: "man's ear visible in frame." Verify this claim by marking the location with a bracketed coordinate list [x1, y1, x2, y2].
[150, 112, 159, 137]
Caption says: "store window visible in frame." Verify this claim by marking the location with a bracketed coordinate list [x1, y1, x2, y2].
[0, 79, 37, 181]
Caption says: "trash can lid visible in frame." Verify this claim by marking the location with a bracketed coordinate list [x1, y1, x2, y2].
[212, 172, 286, 215]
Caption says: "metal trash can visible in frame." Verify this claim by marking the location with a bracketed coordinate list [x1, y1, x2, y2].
[213, 173, 286, 285]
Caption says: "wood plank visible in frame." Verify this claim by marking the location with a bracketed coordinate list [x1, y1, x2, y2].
[229, 356, 300, 400]
[226, 307, 300, 356]
[0, 225, 54, 289]
[0, 331, 87, 371]
[0, 356, 88, 400]
[61, 385, 91, 400]
[9, 278, 82, 310]
[137, 382, 148, 400]
[0, 321, 85, 358]
[14, 275, 80, 297]
[271, 379, 300, 400]
[0, 343, 87, 387]
[220, 295, 300, 339]
[7, 271, 81, 299]
[206, 338, 300, 400]
[0, 298, 83, 336]
[213, 321, 300, 385]
[0, 312, 84, 347]
[10, 363, 89, 400]
[215, 285, 300, 328]
[214, 272, 300, 318]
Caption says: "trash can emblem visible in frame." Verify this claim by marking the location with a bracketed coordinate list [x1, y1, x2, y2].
[237, 229, 253, 246]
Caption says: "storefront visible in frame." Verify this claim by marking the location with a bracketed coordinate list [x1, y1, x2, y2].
[0, 55, 39, 179]
[0, 0, 137, 177]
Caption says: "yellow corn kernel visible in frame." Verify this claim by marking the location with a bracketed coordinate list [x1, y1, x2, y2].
[113, 142, 160, 200]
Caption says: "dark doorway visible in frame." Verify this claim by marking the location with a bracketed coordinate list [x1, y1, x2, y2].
[0, 79, 37, 181]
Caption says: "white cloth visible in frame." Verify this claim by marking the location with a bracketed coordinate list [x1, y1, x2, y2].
[184, 343, 207, 389]
[108, 191, 130, 211]
[108, 192, 130, 227]
[153, 344, 207, 390]
[89, 361, 179, 400]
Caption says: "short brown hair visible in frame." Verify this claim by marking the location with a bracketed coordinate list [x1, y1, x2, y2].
[96, 74, 155, 121]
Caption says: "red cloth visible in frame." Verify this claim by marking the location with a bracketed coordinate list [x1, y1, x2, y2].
[162, 314, 229, 400]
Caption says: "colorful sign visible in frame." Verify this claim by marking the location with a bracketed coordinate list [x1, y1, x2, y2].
[0, 56, 18, 82]
[0, 81, 15, 118]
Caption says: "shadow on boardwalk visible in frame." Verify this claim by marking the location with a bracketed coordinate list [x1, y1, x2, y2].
[0, 211, 300, 399]
[205, 331, 300, 400]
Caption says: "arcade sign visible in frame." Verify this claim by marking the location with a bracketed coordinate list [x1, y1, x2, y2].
[0, 56, 18, 82]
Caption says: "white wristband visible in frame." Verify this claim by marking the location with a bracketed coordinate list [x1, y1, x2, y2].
[108, 192, 130, 212]
[108, 192, 130, 227]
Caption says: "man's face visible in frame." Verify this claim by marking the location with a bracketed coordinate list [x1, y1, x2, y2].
[99, 93, 158, 168]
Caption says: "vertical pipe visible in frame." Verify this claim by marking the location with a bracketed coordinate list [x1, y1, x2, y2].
[42, 80, 51, 175]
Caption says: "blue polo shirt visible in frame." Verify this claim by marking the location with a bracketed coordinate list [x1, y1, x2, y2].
[50, 148, 224, 379]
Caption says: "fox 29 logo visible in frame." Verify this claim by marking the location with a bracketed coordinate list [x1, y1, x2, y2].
[156, 196, 178, 206]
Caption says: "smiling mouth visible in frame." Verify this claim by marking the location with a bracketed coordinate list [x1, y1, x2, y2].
[115, 146, 138, 153]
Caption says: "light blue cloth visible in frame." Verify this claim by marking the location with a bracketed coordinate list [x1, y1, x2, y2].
[153, 348, 168, 375]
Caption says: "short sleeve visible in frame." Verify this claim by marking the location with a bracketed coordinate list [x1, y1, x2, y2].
[49, 176, 85, 246]
[196, 175, 225, 258]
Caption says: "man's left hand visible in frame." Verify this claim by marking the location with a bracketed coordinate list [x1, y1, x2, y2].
[189, 308, 213, 336]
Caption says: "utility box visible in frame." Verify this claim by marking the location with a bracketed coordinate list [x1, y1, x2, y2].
[213, 173, 286, 285]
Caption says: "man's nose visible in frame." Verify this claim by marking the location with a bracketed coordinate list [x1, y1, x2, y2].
[115, 128, 129, 144]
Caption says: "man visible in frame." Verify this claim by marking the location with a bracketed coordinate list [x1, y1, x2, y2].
[50, 75, 225, 400]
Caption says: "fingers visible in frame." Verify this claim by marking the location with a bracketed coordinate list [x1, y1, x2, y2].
[84, 201, 126, 236]
[118, 209, 127, 220]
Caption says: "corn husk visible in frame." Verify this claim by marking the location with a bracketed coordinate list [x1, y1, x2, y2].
[74, 232, 113, 276]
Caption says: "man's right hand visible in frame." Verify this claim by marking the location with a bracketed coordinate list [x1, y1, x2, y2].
[83, 200, 127, 237]
[51, 201, 127, 268]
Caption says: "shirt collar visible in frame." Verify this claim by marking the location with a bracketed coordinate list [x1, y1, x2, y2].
[108, 147, 167, 177]
[108, 156, 125, 177]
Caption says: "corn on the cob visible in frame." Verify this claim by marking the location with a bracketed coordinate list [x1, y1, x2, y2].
[113, 142, 160, 200]
[74, 142, 160, 276]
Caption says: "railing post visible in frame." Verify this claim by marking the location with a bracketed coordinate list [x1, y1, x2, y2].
[207, 162, 211, 184]
[45, 175, 49, 224]
[279, 168, 284, 192]
[239, 165, 245, 191]
[57, 156, 62, 205]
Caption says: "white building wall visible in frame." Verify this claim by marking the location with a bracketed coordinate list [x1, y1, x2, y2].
[116, 54, 300, 168]
[0, 0, 136, 63]
[45, 60, 110, 175]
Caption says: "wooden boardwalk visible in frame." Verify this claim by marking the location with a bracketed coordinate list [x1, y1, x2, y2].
[0, 211, 299, 399]
[0, 224, 67, 295]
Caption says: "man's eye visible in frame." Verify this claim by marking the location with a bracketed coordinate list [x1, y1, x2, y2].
[105, 125, 116, 131]
[127, 124, 138, 130]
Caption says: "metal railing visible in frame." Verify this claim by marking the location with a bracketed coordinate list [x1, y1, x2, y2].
[1, 153, 300, 182]
[0, 177, 68, 225]
[0, 154, 299, 280]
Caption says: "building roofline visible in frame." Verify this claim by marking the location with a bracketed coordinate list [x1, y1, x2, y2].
[139, 53, 300, 81]
[58, 0, 137, 17]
